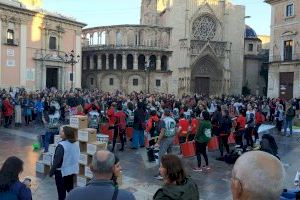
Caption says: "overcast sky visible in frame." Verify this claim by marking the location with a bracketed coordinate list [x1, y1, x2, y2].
[42, 0, 271, 35]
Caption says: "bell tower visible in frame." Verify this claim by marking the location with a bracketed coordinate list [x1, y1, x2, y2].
[140, 0, 158, 25]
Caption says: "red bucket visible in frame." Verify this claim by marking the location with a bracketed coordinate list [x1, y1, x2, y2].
[207, 136, 219, 151]
[126, 127, 133, 139]
[180, 141, 196, 158]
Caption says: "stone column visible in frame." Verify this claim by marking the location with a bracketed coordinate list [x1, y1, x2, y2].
[113, 54, 117, 70]
[146, 55, 150, 68]
[90, 55, 94, 70]
[106, 54, 109, 70]
[97, 54, 102, 70]
[133, 53, 138, 70]
[156, 55, 161, 71]
[122, 53, 127, 70]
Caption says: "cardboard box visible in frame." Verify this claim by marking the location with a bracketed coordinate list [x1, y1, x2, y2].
[77, 176, 88, 187]
[36, 161, 50, 174]
[85, 166, 93, 179]
[79, 164, 85, 176]
[79, 153, 92, 165]
[70, 115, 88, 129]
[87, 142, 107, 155]
[42, 153, 53, 166]
[54, 135, 62, 145]
[79, 141, 87, 153]
[78, 128, 97, 143]
[49, 144, 57, 155]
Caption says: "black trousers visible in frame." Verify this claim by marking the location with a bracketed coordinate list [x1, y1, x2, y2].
[112, 127, 125, 151]
[25, 116, 30, 125]
[4, 116, 11, 127]
[245, 127, 254, 147]
[276, 120, 283, 132]
[218, 135, 229, 157]
[195, 141, 208, 167]
[54, 171, 75, 200]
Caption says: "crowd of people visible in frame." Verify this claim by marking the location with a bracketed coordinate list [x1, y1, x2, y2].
[0, 87, 300, 200]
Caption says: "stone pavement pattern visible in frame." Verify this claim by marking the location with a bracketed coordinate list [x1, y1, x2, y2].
[0, 125, 299, 200]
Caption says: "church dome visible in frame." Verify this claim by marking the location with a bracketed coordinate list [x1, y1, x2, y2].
[245, 25, 258, 39]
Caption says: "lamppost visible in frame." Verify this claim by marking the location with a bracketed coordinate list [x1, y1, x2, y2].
[65, 50, 80, 90]
[145, 58, 153, 94]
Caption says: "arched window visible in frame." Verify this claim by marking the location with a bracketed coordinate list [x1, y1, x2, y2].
[101, 54, 106, 69]
[116, 54, 122, 70]
[161, 55, 168, 71]
[100, 31, 106, 45]
[109, 54, 114, 70]
[86, 33, 91, 45]
[93, 55, 98, 69]
[149, 55, 156, 71]
[86, 56, 90, 69]
[127, 30, 135, 46]
[7, 29, 14, 45]
[92, 32, 98, 45]
[116, 31, 122, 46]
[138, 30, 144, 46]
[138, 55, 146, 70]
[127, 54, 133, 70]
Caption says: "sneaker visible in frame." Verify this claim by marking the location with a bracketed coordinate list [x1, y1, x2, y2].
[204, 166, 211, 170]
[192, 167, 203, 172]
[286, 134, 291, 137]
[154, 174, 163, 180]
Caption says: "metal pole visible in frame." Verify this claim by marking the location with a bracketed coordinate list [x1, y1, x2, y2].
[148, 68, 150, 93]
[71, 62, 74, 90]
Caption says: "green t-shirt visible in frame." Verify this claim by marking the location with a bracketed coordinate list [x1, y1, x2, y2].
[195, 120, 212, 143]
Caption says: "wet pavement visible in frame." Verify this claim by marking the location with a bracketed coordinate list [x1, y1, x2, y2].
[0, 124, 299, 200]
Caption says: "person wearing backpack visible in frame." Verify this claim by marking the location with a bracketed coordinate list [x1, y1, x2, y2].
[112, 104, 127, 152]
[284, 103, 296, 137]
[218, 109, 232, 159]
[154, 109, 176, 180]
[0, 156, 32, 200]
[193, 111, 211, 172]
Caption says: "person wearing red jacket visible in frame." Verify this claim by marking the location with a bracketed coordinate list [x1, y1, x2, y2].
[254, 108, 265, 141]
[113, 104, 127, 152]
[235, 109, 246, 147]
[146, 110, 160, 146]
[2, 97, 14, 128]
[189, 113, 199, 141]
[177, 113, 190, 144]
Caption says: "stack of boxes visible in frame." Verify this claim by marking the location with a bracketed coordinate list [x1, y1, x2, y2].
[36, 115, 108, 186]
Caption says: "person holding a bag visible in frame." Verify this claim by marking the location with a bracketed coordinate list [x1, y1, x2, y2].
[193, 111, 212, 172]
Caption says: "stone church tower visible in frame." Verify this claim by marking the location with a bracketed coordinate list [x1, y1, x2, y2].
[140, 0, 158, 25]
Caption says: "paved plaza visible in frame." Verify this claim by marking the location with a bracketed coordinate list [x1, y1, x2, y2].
[0, 125, 299, 200]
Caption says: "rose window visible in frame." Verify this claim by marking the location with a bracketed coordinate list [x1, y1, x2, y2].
[192, 16, 217, 40]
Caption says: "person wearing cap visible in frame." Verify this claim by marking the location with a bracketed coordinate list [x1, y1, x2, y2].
[154, 108, 176, 180]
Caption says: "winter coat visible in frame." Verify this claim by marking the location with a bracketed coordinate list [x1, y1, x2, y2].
[3, 99, 14, 116]
[153, 178, 199, 200]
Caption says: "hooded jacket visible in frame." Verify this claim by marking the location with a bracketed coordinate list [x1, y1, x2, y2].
[153, 178, 199, 200]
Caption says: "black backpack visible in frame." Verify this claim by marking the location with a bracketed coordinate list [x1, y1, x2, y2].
[149, 119, 159, 137]
[261, 134, 278, 157]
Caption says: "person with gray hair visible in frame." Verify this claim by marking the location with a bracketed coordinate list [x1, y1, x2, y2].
[66, 150, 135, 200]
[231, 151, 285, 200]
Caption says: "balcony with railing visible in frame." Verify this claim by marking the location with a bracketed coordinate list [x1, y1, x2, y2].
[269, 53, 300, 63]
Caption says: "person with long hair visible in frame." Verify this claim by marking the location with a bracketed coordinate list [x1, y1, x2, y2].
[0, 156, 32, 200]
[153, 154, 199, 200]
[50, 126, 80, 200]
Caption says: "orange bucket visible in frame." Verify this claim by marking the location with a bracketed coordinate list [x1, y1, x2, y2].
[126, 127, 133, 139]
[207, 136, 219, 151]
[180, 141, 196, 158]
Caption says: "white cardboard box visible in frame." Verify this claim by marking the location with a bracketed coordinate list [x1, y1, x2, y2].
[77, 176, 87, 187]
[36, 161, 50, 174]
[54, 135, 62, 145]
[78, 128, 97, 143]
[42, 153, 53, 166]
[87, 142, 107, 155]
[84, 166, 93, 179]
[79, 153, 92, 165]
[70, 115, 88, 129]
[49, 144, 57, 155]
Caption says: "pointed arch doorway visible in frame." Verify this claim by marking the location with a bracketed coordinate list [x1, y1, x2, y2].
[191, 55, 223, 96]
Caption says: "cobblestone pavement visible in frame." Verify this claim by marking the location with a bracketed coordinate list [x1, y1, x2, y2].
[0, 124, 299, 200]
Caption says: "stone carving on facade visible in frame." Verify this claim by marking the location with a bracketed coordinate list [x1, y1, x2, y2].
[190, 40, 226, 57]
[192, 15, 216, 40]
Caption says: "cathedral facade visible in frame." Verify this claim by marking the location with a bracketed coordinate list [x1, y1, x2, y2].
[82, 0, 246, 96]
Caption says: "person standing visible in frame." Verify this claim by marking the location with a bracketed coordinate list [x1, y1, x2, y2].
[218, 109, 232, 158]
[2, 97, 14, 128]
[193, 111, 211, 172]
[50, 126, 80, 200]
[131, 102, 146, 149]
[275, 104, 284, 133]
[284, 103, 296, 137]
[113, 104, 127, 152]
[153, 154, 199, 200]
[154, 109, 176, 180]
[0, 156, 32, 200]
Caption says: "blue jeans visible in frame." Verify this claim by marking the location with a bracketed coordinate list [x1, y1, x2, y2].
[284, 119, 293, 135]
[132, 129, 144, 148]
[43, 130, 59, 152]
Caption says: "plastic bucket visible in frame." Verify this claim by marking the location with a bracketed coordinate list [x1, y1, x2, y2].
[126, 127, 133, 139]
[97, 134, 109, 143]
[180, 141, 196, 158]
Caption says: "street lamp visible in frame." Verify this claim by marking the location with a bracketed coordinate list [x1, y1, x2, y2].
[145, 58, 153, 94]
[65, 50, 80, 90]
